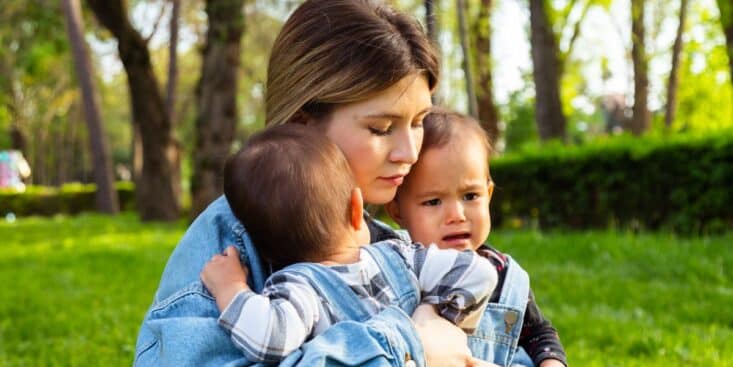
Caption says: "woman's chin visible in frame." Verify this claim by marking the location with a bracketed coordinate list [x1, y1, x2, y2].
[363, 187, 398, 205]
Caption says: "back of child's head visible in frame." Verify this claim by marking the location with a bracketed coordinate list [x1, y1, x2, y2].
[224, 124, 355, 266]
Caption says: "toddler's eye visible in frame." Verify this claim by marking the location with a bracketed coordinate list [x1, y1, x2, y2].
[411, 119, 424, 129]
[464, 192, 480, 201]
[421, 198, 441, 206]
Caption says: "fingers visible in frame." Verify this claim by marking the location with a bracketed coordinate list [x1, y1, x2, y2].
[224, 246, 239, 257]
[467, 358, 500, 367]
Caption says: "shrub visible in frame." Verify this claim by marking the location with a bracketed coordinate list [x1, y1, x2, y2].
[0, 182, 135, 217]
[491, 131, 733, 234]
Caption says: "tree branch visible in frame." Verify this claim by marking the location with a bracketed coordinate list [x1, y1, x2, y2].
[562, 0, 593, 62]
[144, 1, 169, 44]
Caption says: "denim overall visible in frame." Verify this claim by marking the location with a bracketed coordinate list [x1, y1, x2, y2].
[134, 197, 425, 367]
[278, 241, 422, 366]
[467, 255, 534, 367]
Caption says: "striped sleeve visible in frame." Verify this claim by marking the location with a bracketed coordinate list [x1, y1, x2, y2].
[217, 272, 321, 363]
[391, 241, 497, 333]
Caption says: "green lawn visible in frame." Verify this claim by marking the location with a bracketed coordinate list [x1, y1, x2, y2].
[0, 214, 731, 366]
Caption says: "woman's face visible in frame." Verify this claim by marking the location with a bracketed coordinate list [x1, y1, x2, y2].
[321, 74, 432, 204]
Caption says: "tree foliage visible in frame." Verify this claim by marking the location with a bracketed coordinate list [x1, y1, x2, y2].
[1, 0, 731, 219]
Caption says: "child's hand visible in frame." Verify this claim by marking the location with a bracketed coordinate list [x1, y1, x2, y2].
[200, 246, 250, 311]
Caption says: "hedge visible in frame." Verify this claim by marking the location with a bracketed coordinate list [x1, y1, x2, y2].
[490, 132, 733, 234]
[0, 182, 135, 217]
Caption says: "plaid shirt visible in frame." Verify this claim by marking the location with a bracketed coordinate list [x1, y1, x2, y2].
[218, 239, 497, 363]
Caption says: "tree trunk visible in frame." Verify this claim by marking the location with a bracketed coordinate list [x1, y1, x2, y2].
[472, 0, 500, 145]
[630, 0, 650, 135]
[718, 0, 733, 89]
[166, 0, 183, 204]
[86, 0, 180, 221]
[61, 0, 119, 213]
[166, 0, 180, 124]
[425, 0, 438, 43]
[10, 126, 26, 153]
[529, 0, 566, 141]
[191, 0, 245, 218]
[457, 0, 478, 118]
[665, 0, 688, 128]
[425, 0, 442, 104]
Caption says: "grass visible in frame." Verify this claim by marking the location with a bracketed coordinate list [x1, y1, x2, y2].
[0, 213, 184, 366]
[0, 214, 731, 366]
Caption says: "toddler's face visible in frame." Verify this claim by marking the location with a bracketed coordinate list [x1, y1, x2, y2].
[389, 136, 492, 251]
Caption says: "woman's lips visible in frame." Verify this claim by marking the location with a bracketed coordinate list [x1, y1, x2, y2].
[378, 175, 405, 186]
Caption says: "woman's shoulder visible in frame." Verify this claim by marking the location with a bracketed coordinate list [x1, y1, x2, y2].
[155, 196, 269, 301]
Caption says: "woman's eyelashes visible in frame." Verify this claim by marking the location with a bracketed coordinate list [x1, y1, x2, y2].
[367, 117, 424, 136]
[368, 125, 392, 136]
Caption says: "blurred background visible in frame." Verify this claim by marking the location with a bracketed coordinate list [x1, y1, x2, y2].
[0, 0, 731, 365]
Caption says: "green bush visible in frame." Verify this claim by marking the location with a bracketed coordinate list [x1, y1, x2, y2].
[491, 131, 733, 234]
[0, 182, 135, 216]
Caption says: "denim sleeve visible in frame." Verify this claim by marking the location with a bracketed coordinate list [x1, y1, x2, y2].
[134, 196, 426, 367]
[153, 196, 268, 301]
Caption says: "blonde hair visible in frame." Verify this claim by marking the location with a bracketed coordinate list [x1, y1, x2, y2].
[265, 0, 440, 126]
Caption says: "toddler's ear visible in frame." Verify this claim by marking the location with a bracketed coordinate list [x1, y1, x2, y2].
[350, 188, 364, 230]
[384, 200, 403, 226]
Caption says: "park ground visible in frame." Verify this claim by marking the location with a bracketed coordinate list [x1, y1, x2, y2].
[0, 213, 731, 366]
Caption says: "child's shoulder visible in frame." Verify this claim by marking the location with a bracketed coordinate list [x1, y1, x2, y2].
[477, 244, 508, 272]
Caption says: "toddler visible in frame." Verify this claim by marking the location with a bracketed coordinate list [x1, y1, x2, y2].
[200, 124, 498, 363]
[385, 109, 568, 367]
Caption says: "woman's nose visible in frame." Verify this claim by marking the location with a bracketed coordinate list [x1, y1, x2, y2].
[389, 128, 419, 165]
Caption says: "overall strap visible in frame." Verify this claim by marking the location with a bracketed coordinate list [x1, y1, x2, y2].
[282, 263, 373, 323]
[498, 255, 530, 311]
[362, 241, 420, 314]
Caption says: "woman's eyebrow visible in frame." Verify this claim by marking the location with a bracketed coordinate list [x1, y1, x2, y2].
[364, 108, 432, 120]
[363, 113, 404, 120]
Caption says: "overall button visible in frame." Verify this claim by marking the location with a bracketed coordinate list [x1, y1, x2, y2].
[504, 310, 518, 333]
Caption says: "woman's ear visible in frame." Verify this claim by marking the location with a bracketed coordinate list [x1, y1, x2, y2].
[384, 200, 403, 227]
[350, 188, 364, 230]
[290, 110, 312, 125]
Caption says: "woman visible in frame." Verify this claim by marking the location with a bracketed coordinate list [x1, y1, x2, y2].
[134, 1, 493, 366]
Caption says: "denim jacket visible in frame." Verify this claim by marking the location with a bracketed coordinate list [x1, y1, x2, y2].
[133, 196, 425, 367]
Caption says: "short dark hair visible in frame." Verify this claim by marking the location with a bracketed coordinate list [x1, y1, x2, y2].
[223, 124, 355, 266]
[394, 109, 494, 203]
[422, 108, 494, 171]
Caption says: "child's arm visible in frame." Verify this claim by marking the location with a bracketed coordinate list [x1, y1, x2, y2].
[393, 241, 498, 333]
[200, 246, 321, 363]
[520, 290, 568, 367]
[200, 246, 250, 310]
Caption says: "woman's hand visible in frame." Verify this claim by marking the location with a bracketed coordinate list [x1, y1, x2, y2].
[200, 246, 250, 311]
[412, 304, 499, 367]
